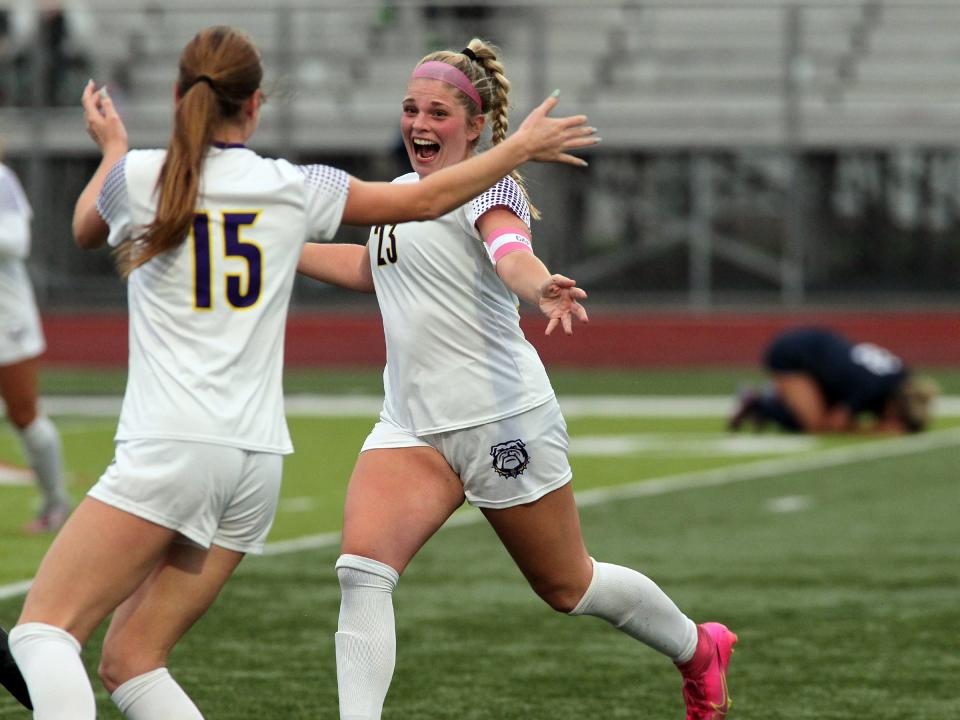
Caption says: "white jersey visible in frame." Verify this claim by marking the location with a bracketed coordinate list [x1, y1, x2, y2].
[0, 163, 45, 365]
[370, 173, 554, 435]
[97, 147, 349, 453]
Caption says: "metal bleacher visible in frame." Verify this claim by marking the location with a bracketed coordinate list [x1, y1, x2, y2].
[3, 0, 958, 308]
[3, 0, 959, 154]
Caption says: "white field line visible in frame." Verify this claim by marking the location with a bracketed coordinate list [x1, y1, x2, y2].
[26, 394, 960, 418]
[0, 580, 32, 602]
[3, 422, 959, 602]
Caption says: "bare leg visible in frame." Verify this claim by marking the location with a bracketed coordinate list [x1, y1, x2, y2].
[0, 357, 68, 528]
[481, 483, 592, 611]
[337, 447, 465, 720]
[100, 542, 244, 718]
[341, 447, 465, 572]
[773, 373, 829, 431]
[10, 497, 178, 718]
[0, 357, 40, 429]
[483, 484, 698, 660]
[18, 497, 177, 639]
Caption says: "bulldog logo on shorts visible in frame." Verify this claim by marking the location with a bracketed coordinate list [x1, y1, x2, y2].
[490, 439, 530, 478]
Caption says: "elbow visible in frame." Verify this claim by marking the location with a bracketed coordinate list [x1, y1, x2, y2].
[72, 210, 109, 250]
[72, 223, 89, 249]
[73, 224, 106, 250]
[72, 226, 93, 249]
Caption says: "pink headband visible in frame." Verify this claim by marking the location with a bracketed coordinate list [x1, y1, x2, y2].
[411, 60, 482, 109]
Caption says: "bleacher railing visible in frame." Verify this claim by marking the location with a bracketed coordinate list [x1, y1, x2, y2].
[3, 1, 958, 308]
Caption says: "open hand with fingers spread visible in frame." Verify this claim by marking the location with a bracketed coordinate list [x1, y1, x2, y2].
[81, 80, 128, 156]
[539, 273, 589, 335]
[514, 92, 599, 167]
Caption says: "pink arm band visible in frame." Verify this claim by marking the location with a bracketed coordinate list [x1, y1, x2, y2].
[485, 227, 533, 263]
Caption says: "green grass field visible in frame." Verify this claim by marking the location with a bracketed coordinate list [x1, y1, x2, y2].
[29, 366, 960, 397]
[2, 368, 959, 718]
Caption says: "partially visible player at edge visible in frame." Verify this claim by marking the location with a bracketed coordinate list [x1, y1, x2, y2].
[0, 628, 31, 709]
[2, 26, 596, 719]
[298, 38, 736, 720]
[0, 160, 70, 534]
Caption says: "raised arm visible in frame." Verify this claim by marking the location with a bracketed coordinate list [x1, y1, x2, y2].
[73, 81, 128, 250]
[341, 93, 597, 227]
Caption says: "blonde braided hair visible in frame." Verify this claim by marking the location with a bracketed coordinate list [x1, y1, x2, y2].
[418, 38, 541, 220]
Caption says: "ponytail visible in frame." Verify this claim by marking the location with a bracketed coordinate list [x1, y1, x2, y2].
[119, 26, 262, 275]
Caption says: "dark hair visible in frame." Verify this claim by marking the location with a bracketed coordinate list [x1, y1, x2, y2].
[119, 26, 262, 275]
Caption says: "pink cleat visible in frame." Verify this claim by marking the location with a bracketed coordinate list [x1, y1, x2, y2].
[677, 622, 737, 719]
[23, 503, 70, 535]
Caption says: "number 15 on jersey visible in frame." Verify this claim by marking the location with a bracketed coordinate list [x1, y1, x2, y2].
[191, 211, 263, 310]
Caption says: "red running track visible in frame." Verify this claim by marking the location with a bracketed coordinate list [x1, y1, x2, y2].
[39, 310, 960, 368]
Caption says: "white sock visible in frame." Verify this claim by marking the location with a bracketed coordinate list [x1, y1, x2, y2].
[17, 415, 68, 511]
[9, 622, 96, 719]
[111, 667, 204, 719]
[335, 554, 400, 720]
[569, 559, 699, 663]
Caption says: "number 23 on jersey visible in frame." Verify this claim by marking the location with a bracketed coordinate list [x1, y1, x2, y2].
[375, 224, 398, 266]
[191, 211, 263, 310]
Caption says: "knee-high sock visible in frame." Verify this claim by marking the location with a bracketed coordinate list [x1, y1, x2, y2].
[17, 415, 68, 511]
[569, 559, 699, 664]
[111, 667, 204, 719]
[9, 622, 96, 719]
[335, 554, 399, 720]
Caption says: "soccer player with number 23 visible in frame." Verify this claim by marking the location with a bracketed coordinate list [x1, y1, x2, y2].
[298, 37, 736, 720]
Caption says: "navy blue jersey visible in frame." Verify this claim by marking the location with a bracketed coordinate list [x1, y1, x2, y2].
[764, 328, 908, 417]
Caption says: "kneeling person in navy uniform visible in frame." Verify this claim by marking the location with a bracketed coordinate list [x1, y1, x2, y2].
[729, 327, 938, 434]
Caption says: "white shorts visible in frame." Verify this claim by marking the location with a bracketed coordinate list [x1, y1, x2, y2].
[361, 398, 572, 509]
[0, 316, 45, 366]
[0, 265, 45, 366]
[88, 439, 283, 554]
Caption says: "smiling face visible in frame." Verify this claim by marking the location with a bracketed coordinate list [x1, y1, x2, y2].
[401, 77, 484, 177]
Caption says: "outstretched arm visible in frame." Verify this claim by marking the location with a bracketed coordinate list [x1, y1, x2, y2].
[74, 81, 128, 250]
[478, 208, 588, 336]
[297, 242, 374, 293]
[341, 93, 597, 227]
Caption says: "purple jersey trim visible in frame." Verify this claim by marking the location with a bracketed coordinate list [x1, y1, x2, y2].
[97, 156, 128, 225]
[469, 176, 531, 227]
[297, 164, 350, 200]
